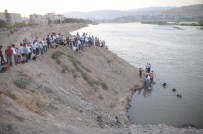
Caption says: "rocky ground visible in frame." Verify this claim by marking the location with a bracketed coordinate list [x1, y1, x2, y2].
[0, 23, 202, 134]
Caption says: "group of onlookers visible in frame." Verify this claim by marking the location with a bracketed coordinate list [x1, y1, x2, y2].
[66, 32, 107, 52]
[0, 31, 107, 72]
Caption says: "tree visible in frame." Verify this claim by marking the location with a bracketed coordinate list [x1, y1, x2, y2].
[0, 19, 7, 28]
[48, 19, 52, 25]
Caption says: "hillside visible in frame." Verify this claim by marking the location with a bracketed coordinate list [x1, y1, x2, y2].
[64, 7, 172, 20]
[64, 5, 203, 22]
[0, 23, 142, 133]
[160, 4, 203, 16]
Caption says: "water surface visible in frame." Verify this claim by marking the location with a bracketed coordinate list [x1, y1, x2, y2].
[71, 23, 203, 128]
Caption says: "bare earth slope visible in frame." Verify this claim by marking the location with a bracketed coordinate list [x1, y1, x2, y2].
[0, 24, 202, 134]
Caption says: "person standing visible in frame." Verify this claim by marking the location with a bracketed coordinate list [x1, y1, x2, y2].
[148, 63, 151, 73]
[26, 43, 32, 60]
[139, 68, 143, 78]
[5, 46, 13, 67]
[42, 38, 47, 52]
[46, 35, 52, 49]
[0, 45, 6, 65]
[11, 44, 17, 65]
[146, 63, 149, 73]
[39, 42, 44, 55]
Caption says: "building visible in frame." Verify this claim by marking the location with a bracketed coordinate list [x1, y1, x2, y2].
[29, 12, 65, 25]
[29, 14, 48, 25]
[46, 13, 65, 22]
[0, 13, 6, 21]
[0, 10, 22, 24]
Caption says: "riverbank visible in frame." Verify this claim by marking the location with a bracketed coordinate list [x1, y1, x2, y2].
[0, 23, 202, 134]
[0, 23, 142, 132]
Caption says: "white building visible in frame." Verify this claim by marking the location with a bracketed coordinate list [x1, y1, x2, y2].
[29, 12, 65, 25]
[0, 13, 6, 21]
[29, 14, 48, 25]
[10, 13, 22, 23]
[0, 10, 22, 24]
[47, 13, 65, 22]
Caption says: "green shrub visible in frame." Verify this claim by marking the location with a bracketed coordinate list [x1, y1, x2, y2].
[68, 54, 108, 89]
[33, 98, 57, 111]
[61, 64, 69, 73]
[44, 87, 53, 93]
[51, 51, 64, 64]
[95, 80, 108, 90]
[7, 91, 17, 100]
[14, 77, 30, 89]
[110, 102, 116, 109]
[107, 60, 112, 63]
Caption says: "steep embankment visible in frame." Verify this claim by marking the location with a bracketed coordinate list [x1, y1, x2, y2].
[0, 39, 141, 133]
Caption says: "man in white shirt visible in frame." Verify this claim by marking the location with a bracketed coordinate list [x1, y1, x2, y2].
[11, 44, 17, 65]
[26, 43, 32, 60]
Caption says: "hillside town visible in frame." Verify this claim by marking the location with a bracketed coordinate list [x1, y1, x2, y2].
[0, 10, 65, 25]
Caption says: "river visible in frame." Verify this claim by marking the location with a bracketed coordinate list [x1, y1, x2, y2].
[71, 23, 203, 128]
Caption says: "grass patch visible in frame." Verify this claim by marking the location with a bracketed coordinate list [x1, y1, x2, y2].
[70, 69, 79, 78]
[61, 64, 69, 73]
[51, 51, 64, 64]
[32, 98, 57, 112]
[44, 87, 53, 93]
[110, 102, 116, 109]
[56, 59, 61, 64]
[99, 94, 104, 100]
[14, 77, 30, 89]
[67, 54, 108, 90]
[7, 91, 17, 100]
[80, 65, 91, 73]
[107, 59, 112, 63]
[51, 51, 65, 60]
[94, 80, 108, 90]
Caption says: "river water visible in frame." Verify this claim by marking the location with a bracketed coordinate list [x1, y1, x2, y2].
[71, 23, 203, 128]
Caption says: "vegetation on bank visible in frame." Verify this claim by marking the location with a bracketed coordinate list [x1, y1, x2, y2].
[51, 51, 108, 90]
[141, 21, 173, 25]
[48, 18, 93, 25]
[180, 22, 203, 26]
[1, 17, 95, 30]
[141, 20, 203, 26]
[67, 53, 108, 90]
[0, 20, 37, 29]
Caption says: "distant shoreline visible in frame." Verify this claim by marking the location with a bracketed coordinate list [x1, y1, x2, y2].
[141, 20, 203, 26]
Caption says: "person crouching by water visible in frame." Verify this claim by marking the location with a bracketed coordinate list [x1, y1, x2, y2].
[143, 75, 148, 87]
[150, 71, 154, 84]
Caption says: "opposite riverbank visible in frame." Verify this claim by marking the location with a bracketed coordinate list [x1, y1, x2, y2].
[0, 23, 202, 134]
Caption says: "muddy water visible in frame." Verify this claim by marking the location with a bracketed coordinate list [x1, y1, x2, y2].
[71, 23, 203, 128]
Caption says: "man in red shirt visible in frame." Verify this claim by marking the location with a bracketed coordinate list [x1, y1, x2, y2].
[5, 46, 13, 67]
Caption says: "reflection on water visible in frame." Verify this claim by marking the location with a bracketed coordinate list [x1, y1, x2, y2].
[71, 23, 203, 128]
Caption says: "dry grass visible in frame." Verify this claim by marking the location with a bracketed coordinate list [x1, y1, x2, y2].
[17, 93, 56, 115]
[7, 91, 17, 100]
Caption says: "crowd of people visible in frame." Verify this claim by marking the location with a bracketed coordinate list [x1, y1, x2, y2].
[139, 63, 155, 88]
[0, 31, 108, 72]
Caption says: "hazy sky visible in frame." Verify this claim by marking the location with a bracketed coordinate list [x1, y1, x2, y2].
[0, 0, 203, 17]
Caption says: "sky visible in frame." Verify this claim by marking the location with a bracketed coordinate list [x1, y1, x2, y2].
[0, 0, 203, 17]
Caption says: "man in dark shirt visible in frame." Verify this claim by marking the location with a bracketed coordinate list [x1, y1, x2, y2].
[0, 45, 6, 65]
